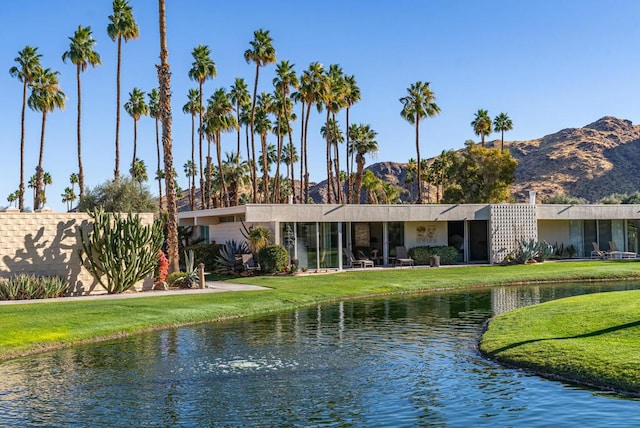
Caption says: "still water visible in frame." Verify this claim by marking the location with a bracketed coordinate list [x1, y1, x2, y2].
[1, 282, 640, 427]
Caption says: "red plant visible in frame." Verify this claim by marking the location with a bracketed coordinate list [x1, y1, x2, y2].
[155, 250, 169, 283]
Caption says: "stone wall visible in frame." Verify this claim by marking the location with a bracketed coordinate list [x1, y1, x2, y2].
[0, 211, 155, 295]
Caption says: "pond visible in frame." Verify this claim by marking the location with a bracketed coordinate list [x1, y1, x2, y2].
[2, 282, 640, 426]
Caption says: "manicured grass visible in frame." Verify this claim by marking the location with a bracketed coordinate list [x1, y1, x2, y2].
[0, 260, 638, 361]
[479, 288, 640, 394]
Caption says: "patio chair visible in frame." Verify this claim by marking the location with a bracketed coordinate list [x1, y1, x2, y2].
[344, 248, 374, 268]
[591, 242, 608, 259]
[242, 254, 261, 273]
[395, 246, 414, 267]
[608, 241, 637, 259]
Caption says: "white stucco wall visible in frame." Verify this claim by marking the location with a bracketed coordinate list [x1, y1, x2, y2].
[538, 220, 570, 246]
[404, 221, 448, 249]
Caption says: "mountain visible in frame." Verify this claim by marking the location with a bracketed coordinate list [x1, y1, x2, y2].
[310, 116, 640, 203]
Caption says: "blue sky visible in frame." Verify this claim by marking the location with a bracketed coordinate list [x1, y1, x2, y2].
[1, 1, 639, 211]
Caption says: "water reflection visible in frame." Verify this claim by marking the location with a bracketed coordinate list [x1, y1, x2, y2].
[1, 282, 640, 426]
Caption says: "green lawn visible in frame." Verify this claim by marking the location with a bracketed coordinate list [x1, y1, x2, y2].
[0, 260, 638, 362]
[479, 288, 640, 394]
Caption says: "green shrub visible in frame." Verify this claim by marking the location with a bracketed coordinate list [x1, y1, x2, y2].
[184, 243, 223, 271]
[258, 244, 289, 274]
[408, 246, 459, 265]
[166, 271, 187, 287]
[0, 274, 69, 300]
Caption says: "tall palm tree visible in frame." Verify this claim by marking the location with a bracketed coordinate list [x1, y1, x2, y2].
[320, 117, 344, 203]
[148, 88, 163, 211]
[182, 88, 200, 210]
[124, 87, 149, 170]
[157, 0, 179, 273]
[244, 28, 276, 203]
[207, 88, 237, 207]
[471, 108, 492, 147]
[343, 74, 361, 203]
[62, 186, 76, 212]
[254, 106, 273, 203]
[183, 160, 198, 202]
[10, 45, 42, 211]
[129, 157, 148, 188]
[108, 0, 139, 181]
[62, 25, 101, 204]
[28, 67, 65, 210]
[188, 44, 217, 209]
[223, 151, 250, 206]
[42, 171, 52, 205]
[399, 81, 440, 204]
[321, 64, 346, 203]
[273, 60, 299, 203]
[229, 77, 251, 158]
[348, 123, 378, 204]
[493, 112, 513, 151]
[69, 172, 79, 195]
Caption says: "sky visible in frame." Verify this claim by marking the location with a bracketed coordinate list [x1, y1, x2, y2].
[1, 0, 640, 212]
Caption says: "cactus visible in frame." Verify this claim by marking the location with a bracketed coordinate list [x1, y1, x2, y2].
[78, 209, 164, 294]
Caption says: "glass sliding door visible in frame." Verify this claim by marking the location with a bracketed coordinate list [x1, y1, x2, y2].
[319, 222, 339, 269]
[296, 222, 317, 271]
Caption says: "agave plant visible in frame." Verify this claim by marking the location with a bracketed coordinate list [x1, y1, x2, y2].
[215, 240, 250, 273]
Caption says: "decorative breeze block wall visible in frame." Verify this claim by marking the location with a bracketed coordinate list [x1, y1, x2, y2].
[489, 204, 537, 264]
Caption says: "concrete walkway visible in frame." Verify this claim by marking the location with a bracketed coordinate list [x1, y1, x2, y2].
[0, 281, 269, 305]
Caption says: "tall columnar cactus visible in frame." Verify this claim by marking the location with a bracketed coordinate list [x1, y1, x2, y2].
[78, 209, 164, 294]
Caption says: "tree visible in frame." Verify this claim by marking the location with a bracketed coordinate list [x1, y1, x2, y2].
[108, 0, 139, 181]
[343, 75, 361, 203]
[69, 172, 79, 194]
[148, 88, 163, 211]
[427, 150, 455, 202]
[124, 87, 148, 171]
[62, 25, 101, 204]
[471, 109, 492, 147]
[7, 190, 19, 208]
[493, 112, 513, 151]
[348, 124, 378, 204]
[230, 77, 251, 158]
[61, 186, 76, 212]
[42, 171, 53, 204]
[27, 67, 65, 210]
[10, 46, 42, 211]
[157, 0, 179, 273]
[244, 28, 276, 203]
[129, 157, 148, 188]
[182, 88, 200, 210]
[320, 117, 344, 202]
[399, 81, 441, 204]
[442, 141, 517, 203]
[183, 159, 198, 204]
[273, 60, 299, 203]
[223, 151, 249, 206]
[254, 105, 273, 203]
[188, 44, 216, 209]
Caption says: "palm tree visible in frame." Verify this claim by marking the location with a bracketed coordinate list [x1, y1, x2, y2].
[28, 67, 65, 210]
[61, 186, 76, 212]
[493, 112, 513, 151]
[124, 87, 149, 170]
[229, 77, 251, 157]
[254, 106, 273, 203]
[157, 0, 179, 273]
[343, 75, 361, 203]
[62, 25, 101, 204]
[223, 151, 250, 206]
[349, 123, 378, 204]
[148, 88, 163, 211]
[108, 0, 139, 181]
[405, 157, 417, 202]
[321, 117, 344, 203]
[273, 60, 299, 204]
[471, 109, 492, 147]
[182, 88, 200, 210]
[10, 45, 42, 211]
[28, 175, 36, 204]
[399, 81, 441, 204]
[183, 160, 198, 201]
[69, 172, 79, 195]
[188, 44, 216, 209]
[244, 28, 276, 203]
[7, 190, 19, 208]
[129, 157, 148, 188]
[320, 64, 346, 203]
[42, 171, 52, 205]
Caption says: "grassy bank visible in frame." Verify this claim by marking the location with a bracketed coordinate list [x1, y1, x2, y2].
[0, 260, 638, 361]
[479, 288, 640, 394]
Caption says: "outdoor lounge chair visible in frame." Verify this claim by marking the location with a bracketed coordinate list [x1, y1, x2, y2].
[395, 246, 414, 267]
[344, 248, 374, 268]
[591, 242, 608, 259]
[242, 254, 261, 273]
[608, 241, 637, 259]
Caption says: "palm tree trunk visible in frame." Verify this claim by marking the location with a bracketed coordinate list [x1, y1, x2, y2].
[115, 35, 122, 182]
[345, 107, 351, 204]
[35, 112, 47, 210]
[274, 100, 283, 203]
[303, 104, 311, 202]
[132, 118, 137, 169]
[325, 111, 333, 204]
[19, 80, 27, 211]
[250, 64, 260, 203]
[189, 112, 195, 210]
[236, 101, 241, 157]
[286, 110, 295, 204]
[501, 129, 504, 151]
[198, 81, 205, 209]
[77, 64, 84, 203]
[355, 154, 365, 204]
[217, 131, 228, 207]
[415, 114, 422, 204]
[298, 102, 305, 204]
[158, 0, 179, 273]
[261, 133, 269, 203]
[156, 116, 163, 211]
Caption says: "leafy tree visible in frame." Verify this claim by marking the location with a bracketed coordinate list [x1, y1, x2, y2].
[62, 25, 101, 203]
[493, 112, 513, 151]
[27, 67, 65, 210]
[124, 87, 149, 169]
[442, 141, 517, 203]
[471, 109, 492, 147]
[10, 45, 42, 211]
[400, 81, 441, 204]
[108, 0, 139, 181]
[244, 29, 276, 202]
[78, 177, 156, 213]
[188, 44, 216, 209]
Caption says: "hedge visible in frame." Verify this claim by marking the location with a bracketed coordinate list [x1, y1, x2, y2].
[183, 243, 223, 271]
[258, 244, 289, 274]
[408, 246, 458, 265]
